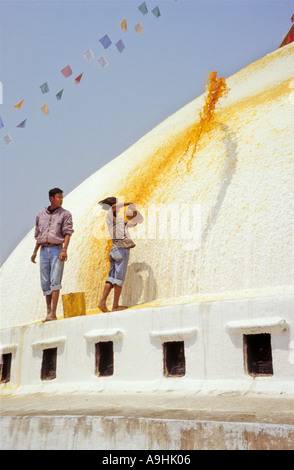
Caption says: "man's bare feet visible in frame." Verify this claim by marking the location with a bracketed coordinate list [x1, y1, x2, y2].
[42, 315, 57, 323]
[98, 302, 109, 313]
[112, 306, 128, 311]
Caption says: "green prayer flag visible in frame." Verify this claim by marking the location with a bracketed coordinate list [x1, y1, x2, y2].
[40, 82, 49, 94]
[56, 89, 64, 100]
[152, 6, 161, 18]
[138, 2, 148, 15]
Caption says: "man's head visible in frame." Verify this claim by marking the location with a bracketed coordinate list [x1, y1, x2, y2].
[99, 197, 117, 210]
[49, 188, 63, 208]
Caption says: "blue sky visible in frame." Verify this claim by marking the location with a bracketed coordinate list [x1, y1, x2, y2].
[0, 0, 293, 265]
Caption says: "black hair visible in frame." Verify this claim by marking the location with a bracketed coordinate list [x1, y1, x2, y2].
[98, 197, 117, 208]
[49, 188, 63, 198]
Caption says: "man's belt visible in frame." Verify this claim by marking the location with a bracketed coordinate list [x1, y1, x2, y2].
[41, 243, 62, 247]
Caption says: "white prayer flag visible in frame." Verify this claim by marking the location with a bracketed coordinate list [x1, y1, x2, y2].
[2, 133, 13, 146]
[97, 56, 108, 69]
[83, 48, 94, 62]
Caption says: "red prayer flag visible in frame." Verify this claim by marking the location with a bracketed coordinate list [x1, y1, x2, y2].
[75, 73, 83, 84]
[61, 65, 73, 78]
[279, 23, 294, 47]
[291, 13, 294, 23]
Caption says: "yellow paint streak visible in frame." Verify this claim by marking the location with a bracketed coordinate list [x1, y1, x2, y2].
[185, 72, 229, 170]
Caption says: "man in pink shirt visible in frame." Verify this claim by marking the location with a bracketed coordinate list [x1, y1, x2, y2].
[31, 188, 74, 322]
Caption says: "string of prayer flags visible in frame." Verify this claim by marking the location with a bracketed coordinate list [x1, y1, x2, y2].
[2, 134, 13, 146]
[56, 89, 64, 100]
[40, 103, 49, 116]
[138, 2, 148, 15]
[152, 6, 161, 18]
[2, 0, 174, 148]
[61, 65, 73, 78]
[97, 56, 108, 69]
[99, 34, 112, 49]
[40, 82, 49, 94]
[134, 22, 143, 35]
[13, 99, 24, 109]
[116, 40, 125, 53]
[83, 48, 94, 62]
[119, 18, 127, 32]
[75, 73, 83, 84]
[16, 119, 27, 128]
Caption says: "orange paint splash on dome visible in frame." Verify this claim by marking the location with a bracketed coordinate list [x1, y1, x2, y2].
[185, 71, 229, 170]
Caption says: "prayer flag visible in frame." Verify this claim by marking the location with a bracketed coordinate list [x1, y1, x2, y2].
[83, 48, 94, 62]
[134, 22, 143, 35]
[61, 65, 73, 78]
[2, 133, 13, 146]
[119, 18, 127, 32]
[116, 40, 125, 53]
[56, 89, 64, 100]
[99, 34, 112, 49]
[16, 119, 27, 128]
[138, 2, 148, 15]
[97, 56, 108, 69]
[152, 6, 161, 18]
[13, 99, 24, 109]
[291, 13, 294, 22]
[0, 116, 4, 129]
[279, 23, 294, 47]
[75, 73, 83, 84]
[40, 82, 49, 94]
[40, 103, 49, 116]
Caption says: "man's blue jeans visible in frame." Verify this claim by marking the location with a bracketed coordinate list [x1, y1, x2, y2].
[40, 245, 64, 295]
[106, 247, 130, 287]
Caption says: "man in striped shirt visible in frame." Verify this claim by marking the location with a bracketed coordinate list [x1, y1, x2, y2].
[31, 188, 74, 322]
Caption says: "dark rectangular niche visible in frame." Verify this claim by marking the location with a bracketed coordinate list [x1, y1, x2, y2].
[163, 341, 186, 377]
[41, 347, 57, 381]
[243, 333, 273, 376]
[95, 341, 114, 377]
[1, 353, 12, 383]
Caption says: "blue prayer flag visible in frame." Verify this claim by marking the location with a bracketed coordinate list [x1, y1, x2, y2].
[99, 34, 112, 49]
[16, 119, 27, 128]
[116, 40, 125, 53]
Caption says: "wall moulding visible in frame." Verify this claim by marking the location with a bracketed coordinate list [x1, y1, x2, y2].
[226, 317, 289, 335]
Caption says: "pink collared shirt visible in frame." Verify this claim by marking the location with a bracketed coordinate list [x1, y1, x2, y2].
[34, 207, 74, 245]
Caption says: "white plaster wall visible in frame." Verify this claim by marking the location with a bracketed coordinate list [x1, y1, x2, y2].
[1, 296, 293, 396]
[1, 44, 294, 328]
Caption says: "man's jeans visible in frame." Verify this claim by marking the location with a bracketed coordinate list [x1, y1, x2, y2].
[40, 245, 64, 295]
[106, 247, 130, 287]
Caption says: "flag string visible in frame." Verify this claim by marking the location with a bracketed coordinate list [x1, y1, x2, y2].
[1, 1, 174, 147]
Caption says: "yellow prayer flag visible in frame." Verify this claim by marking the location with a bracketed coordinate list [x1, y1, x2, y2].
[40, 103, 49, 116]
[119, 18, 127, 32]
[13, 99, 24, 109]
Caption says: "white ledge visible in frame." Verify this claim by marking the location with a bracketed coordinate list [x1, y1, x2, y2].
[31, 336, 67, 350]
[150, 327, 198, 342]
[84, 329, 124, 343]
[226, 317, 289, 334]
[1, 343, 17, 354]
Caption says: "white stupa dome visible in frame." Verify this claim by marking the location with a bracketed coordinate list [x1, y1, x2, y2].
[1, 43, 294, 328]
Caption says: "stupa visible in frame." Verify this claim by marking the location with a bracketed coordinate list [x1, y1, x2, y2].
[1, 43, 294, 450]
